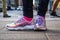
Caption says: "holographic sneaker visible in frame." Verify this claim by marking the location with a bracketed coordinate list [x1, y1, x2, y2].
[6, 17, 34, 30]
[34, 16, 47, 30]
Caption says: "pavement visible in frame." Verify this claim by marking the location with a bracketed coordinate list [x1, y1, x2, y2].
[0, 10, 60, 40]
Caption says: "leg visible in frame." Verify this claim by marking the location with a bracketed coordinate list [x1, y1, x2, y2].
[33, 0, 35, 9]
[14, 0, 18, 10]
[35, 0, 49, 30]
[49, 0, 53, 11]
[19, 0, 23, 6]
[50, 0, 60, 17]
[52, 0, 60, 12]
[23, 0, 33, 18]
[38, 0, 49, 16]
[7, 0, 11, 10]
[6, 0, 34, 30]
[17, 0, 23, 10]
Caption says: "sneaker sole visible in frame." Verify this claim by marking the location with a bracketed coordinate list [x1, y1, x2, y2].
[6, 25, 35, 31]
[34, 27, 47, 31]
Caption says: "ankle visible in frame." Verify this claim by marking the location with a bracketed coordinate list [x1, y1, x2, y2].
[38, 15, 45, 19]
[24, 16, 33, 21]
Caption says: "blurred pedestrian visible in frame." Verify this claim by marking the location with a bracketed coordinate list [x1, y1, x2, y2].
[33, 0, 39, 10]
[14, 0, 18, 10]
[17, 0, 23, 10]
[49, 0, 54, 11]
[7, 0, 11, 10]
[50, 0, 60, 17]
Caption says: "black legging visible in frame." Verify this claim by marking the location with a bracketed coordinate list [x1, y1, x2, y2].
[23, 0, 49, 18]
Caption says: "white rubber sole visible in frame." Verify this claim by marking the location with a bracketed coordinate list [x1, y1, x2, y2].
[5, 24, 47, 31]
[6, 24, 35, 30]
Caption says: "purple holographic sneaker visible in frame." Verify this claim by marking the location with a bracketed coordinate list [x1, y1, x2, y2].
[6, 17, 34, 30]
[34, 16, 47, 30]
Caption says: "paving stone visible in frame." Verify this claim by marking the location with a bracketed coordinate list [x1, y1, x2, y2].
[46, 28, 60, 40]
[46, 30, 60, 35]
[46, 34, 60, 40]
[0, 28, 47, 40]
[0, 21, 13, 30]
[0, 26, 47, 40]
[0, 33, 47, 40]
[0, 39, 47, 40]
[46, 20, 60, 30]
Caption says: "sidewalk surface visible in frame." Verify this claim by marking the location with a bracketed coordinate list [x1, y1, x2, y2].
[0, 10, 60, 40]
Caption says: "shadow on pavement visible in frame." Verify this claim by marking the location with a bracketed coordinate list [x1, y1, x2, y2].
[46, 29, 60, 34]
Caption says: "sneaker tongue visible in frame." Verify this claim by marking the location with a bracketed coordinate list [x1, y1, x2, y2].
[36, 18, 43, 25]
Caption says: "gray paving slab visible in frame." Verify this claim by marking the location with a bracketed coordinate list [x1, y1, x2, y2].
[46, 31, 60, 40]
[46, 20, 60, 30]
[0, 21, 47, 40]
[46, 29, 60, 35]
[0, 39, 47, 40]
[0, 21, 13, 30]
[0, 28, 47, 40]
[46, 32, 60, 40]
[0, 32, 46, 39]
[46, 20, 60, 40]
[47, 35, 60, 40]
